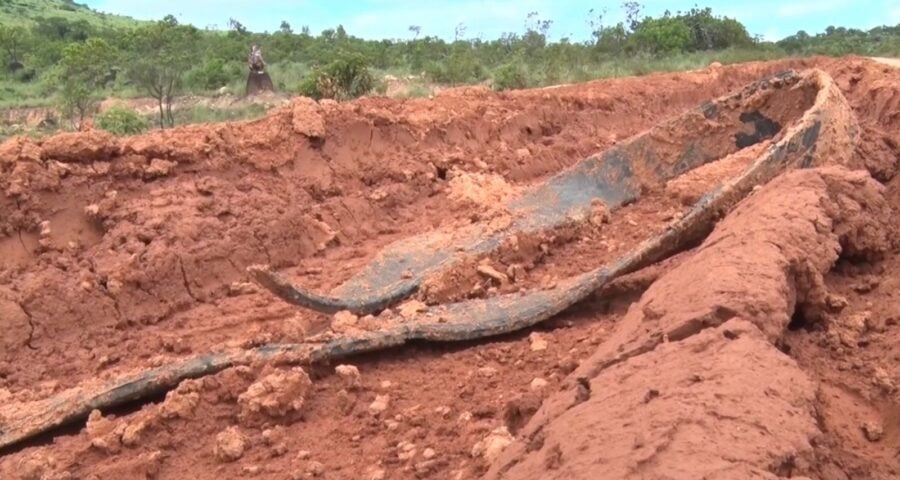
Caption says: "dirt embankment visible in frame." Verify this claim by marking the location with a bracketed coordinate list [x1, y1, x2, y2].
[486, 167, 895, 479]
[0, 56, 898, 480]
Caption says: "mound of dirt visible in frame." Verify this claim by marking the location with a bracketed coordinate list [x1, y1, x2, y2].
[1, 56, 899, 480]
[486, 166, 895, 479]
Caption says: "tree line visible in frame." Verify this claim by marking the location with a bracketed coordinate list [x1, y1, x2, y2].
[1, 3, 898, 130]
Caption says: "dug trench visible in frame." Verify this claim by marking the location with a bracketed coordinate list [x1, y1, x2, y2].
[0, 56, 898, 479]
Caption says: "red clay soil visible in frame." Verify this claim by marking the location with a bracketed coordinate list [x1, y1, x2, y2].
[0, 56, 898, 480]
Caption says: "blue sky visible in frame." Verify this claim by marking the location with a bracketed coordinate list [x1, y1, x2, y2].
[82, 0, 900, 42]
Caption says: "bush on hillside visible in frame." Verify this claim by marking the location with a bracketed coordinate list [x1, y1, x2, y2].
[297, 53, 375, 100]
[493, 63, 528, 91]
[96, 106, 149, 135]
[188, 58, 232, 91]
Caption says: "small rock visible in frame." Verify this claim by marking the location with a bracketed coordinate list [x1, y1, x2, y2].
[398, 300, 428, 319]
[478, 366, 498, 378]
[530, 378, 549, 391]
[506, 264, 526, 283]
[228, 282, 257, 296]
[575, 377, 591, 403]
[435, 406, 451, 417]
[398, 441, 417, 461]
[144, 158, 177, 178]
[84, 204, 101, 217]
[335, 364, 362, 389]
[39, 220, 51, 238]
[242, 465, 260, 475]
[709, 61, 723, 69]
[872, 367, 896, 392]
[369, 469, 387, 480]
[296, 450, 311, 460]
[422, 448, 436, 459]
[385, 419, 400, 430]
[825, 294, 849, 312]
[529, 332, 548, 352]
[845, 312, 869, 333]
[214, 426, 247, 462]
[380, 380, 393, 390]
[862, 421, 884, 442]
[238, 368, 312, 423]
[369, 394, 390, 415]
[306, 461, 325, 477]
[515, 148, 531, 161]
[472, 426, 514, 462]
[458, 411, 473, 423]
[476, 264, 509, 284]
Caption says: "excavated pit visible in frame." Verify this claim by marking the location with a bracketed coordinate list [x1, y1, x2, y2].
[0, 56, 898, 479]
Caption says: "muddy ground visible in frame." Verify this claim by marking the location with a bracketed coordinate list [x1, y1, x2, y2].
[0, 56, 898, 479]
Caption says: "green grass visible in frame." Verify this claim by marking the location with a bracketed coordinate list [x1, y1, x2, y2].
[400, 83, 434, 98]
[168, 104, 269, 126]
[0, 78, 56, 108]
[0, 0, 142, 28]
[496, 47, 790, 91]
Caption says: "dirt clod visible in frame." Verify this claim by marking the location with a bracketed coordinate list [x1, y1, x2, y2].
[861, 421, 884, 442]
[369, 394, 391, 416]
[214, 427, 247, 463]
[472, 427, 514, 463]
[238, 368, 312, 424]
[529, 333, 548, 352]
[335, 364, 362, 389]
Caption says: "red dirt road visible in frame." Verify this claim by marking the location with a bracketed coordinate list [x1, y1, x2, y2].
[0, 56, 898, 479]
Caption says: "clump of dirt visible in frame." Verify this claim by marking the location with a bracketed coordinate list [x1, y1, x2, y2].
[1, 56, 900, 480]
[237, 367, 312, 425]
[446, 170, 519, 217]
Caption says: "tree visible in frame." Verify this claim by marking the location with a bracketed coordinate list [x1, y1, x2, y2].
[0, 25, 29, 71]
[454, 23, 467, 42]
[229, 18, 248, 35]
[409, 25, 421, 40]
[280, 21, 293, 34]
[56, 38, 116, 129]
[622, 2, 643, 31]
[125, 18, 200, 128]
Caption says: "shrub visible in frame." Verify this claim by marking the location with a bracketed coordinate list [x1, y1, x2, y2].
[492, 63, 528, 91]
[425, 49, 487, 85]
[188, 58, 231, 91]
[96, 106, 150, 135]
[323, 53, 375, 100]
[630, 16, 692, 54]
[296, 74, 321, 99]
[296, 53, 375, 101]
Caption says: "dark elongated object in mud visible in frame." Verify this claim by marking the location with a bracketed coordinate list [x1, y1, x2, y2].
[0, 69, 856, 451]
[250, 69, 839, 315]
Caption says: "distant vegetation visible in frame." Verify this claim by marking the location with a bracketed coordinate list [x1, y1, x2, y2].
[0, 0, 898, 133]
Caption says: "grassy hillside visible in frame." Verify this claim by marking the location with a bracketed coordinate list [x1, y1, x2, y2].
[0, 0, 142, 28]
